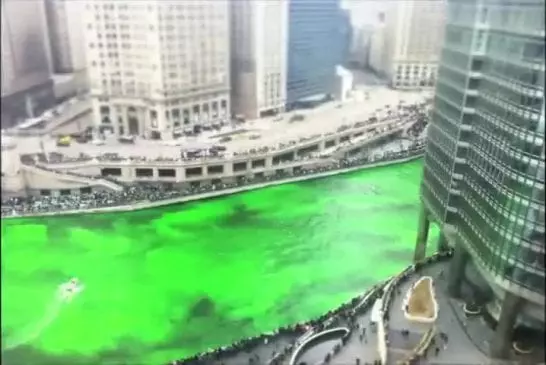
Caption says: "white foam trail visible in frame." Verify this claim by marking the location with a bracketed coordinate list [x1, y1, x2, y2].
[3, 285, 80, 351]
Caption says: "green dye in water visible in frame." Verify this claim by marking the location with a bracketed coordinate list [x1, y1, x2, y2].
[1, 159, 439, 365]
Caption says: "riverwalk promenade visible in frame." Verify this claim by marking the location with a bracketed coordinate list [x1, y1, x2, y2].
[169, 248, 544, 365]
[2, 153, 423, 219]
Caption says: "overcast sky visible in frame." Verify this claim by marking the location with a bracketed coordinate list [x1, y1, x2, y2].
[341, 0, 391, 26]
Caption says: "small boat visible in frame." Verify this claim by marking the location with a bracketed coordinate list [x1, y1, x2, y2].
[58, 277, 84, 302]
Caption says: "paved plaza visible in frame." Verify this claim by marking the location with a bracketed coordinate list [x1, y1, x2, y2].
[206, 259, 544, 365]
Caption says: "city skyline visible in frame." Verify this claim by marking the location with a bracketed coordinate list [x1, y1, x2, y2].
[0, 0, 544, 364]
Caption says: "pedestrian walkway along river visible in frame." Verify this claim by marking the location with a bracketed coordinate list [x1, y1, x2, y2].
[1, 159, 439, 365]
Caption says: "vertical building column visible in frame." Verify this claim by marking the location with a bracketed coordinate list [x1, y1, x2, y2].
[91, 98, 102, 131]
[137, 107, 146, 138]
[224, 161, 233, 176]
[437, 231, 449, 252]
[413, 205, 430, 262]
[121, 167, 131, 180]
[179, 167, 186, 182]
[490, 292, 521, 359]
[155, 104, 168, 138]
[447, 242, 469, 298]
[318, 140, 326, 152]
[143, 107, 152, 139]
[120, 107, 129, 137]
[124, 106, 132, 137]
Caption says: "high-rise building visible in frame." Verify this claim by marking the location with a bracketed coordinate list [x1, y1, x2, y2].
[339, 9, 353, 67]
[414, 0, 544, 359]
[1, 0, 55, 129]
[230, 0, 288, 119]
[368, 14, 387, 76]
[372, 0, 446, 89]
[348, 25, 375, 69]
[84, 0, 230, 139]
[286, 0, 345, 108]
[45, 0, 87, 74]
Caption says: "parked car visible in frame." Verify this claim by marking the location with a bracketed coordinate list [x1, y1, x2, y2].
[118, 136, 135, 144]
[56, 136, 71, 147]
[289, 114, 305, 123]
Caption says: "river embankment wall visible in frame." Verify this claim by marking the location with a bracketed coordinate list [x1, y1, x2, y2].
[3, 154, 423, 219]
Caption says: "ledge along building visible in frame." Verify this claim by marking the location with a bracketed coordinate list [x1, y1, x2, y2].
[413, 0, 545, 360]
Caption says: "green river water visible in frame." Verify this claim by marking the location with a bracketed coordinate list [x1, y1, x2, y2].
[1, 159, 439, 365]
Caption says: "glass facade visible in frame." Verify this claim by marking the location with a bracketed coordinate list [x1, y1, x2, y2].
[286, 0, 344, 106]
[339, 8, 352, 66]
[421, 0, 545, 299]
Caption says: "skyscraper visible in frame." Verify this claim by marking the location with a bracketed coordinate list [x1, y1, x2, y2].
[414, 0, 544, 359]
[1, 0, 55, 129]
[84, 0, 230, 139]
[339, 9, 353, 67]
[368, 14, 387, 77]
[45, 0, 87, 74]
[348, 25, 375, 69]
[371, 0, 446, 89]
[230, 0, 288, 119]
[286, 0, 345, 109]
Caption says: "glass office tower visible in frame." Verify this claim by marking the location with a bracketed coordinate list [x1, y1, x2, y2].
[286, 0, 344, 108]
[414, 0, 545, 359]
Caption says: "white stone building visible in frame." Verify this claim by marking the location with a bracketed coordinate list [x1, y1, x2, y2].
[84, 0, 230, 139]
[373, 0, 446, 89]
[230, 0, 288, 119]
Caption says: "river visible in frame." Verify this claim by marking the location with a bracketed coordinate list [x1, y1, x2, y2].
[1, 159, 439, 365]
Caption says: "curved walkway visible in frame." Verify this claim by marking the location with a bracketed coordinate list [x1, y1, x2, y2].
[384, 262, 489, 365]
[171, 251, 544, 365]
[289, 327, 350, 365]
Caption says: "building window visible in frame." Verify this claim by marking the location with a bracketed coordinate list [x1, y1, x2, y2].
[80, 187, 92, 194]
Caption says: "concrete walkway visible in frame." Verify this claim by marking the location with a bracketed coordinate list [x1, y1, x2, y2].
[3, 154, 423, 219]
[183, 258, 543, 365]
[385, 263, 489, 365]
[275, 261, 490, 365]
[213, 333, 298, 365]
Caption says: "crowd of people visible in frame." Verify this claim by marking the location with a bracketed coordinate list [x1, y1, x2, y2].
[170, 282, 386, 365]
[405, 110, 429, 140]
[377, 250, 454, 365]
[169, 250, 453, 365]
[1, 143, 425, 217]
[3, 100, 438, 364]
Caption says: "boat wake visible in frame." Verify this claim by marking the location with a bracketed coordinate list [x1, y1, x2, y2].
[2, 278, 84, 351]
